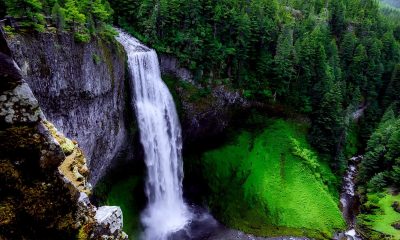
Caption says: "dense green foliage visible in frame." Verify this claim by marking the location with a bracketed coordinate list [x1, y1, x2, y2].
[1, 0, 114, 41]
[194, 119, 345, 238]
[109, 0, 400, 172]
[359, 105, 400, 192]
[358, 191, 400, 239]
[356, 103, 400, 239]
[94, 173, 143, 238]
[101, 177, 141, 238]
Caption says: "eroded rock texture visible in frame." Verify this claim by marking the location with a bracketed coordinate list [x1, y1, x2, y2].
[0, 28, 127, 240]
[7, 32, 133, 184]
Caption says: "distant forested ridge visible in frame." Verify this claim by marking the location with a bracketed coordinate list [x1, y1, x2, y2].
[381, 0, 400, 8]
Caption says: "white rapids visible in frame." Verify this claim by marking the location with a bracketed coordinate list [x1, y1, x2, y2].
[116, 30, 191, 240]
[337, 156, 363, 240]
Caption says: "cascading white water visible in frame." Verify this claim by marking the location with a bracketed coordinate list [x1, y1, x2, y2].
[116, 30, 191, 240]
[337, 156, 363, 240]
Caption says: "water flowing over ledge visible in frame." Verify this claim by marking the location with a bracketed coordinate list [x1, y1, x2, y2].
[116, 30, 191, 240]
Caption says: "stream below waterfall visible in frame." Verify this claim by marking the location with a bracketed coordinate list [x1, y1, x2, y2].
[335, 156, 363, 240]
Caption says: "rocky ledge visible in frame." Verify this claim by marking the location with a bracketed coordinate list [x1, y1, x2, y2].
[6, 31, 133, 185]
[0, 28, 127, 240]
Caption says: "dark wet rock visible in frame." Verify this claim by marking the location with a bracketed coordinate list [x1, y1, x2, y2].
[160, 54, 194, 83]
[179, 84, 248, 146]
[159, 54, 249, 147]
[392, 221, 400, 230]
[392, 201, 400, 213]
[6, 32, 133, 184]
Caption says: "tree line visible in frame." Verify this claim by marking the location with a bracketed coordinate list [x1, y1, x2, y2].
[1, 0, 114, 41]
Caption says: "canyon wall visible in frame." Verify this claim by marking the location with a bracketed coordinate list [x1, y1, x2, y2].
[7, 33, 133, 184]
[0, 28, 127, 240]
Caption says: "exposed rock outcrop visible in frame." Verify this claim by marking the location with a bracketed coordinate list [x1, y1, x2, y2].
[160, 54, 194, 83]
[159, 56, 248, 146]
[179, 85, 248, 145]
[0, 28, 127, 240]
[6, 32, 133, 184]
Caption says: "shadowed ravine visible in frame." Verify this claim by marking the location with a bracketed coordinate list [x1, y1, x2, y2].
[335, 156, 363, 240]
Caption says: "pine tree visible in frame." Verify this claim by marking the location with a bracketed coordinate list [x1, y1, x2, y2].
[310, 81, 344, 165]
[381, 31, 400, 74]
[350, 44, 368, 92]
[91, 0, 112, 26]
[327, 39, 342, 83]
[384, 64, 400, 105]
[273, 26, 295, 98]
[63, 0, 89, 42]
[64, 0, 86, 29]
[340, 31, 357, 77]
[365, 38, 383, 101]
[51, 2, 66, 30]
[329, 0, 346, 38]
[5, 0, 46, 31]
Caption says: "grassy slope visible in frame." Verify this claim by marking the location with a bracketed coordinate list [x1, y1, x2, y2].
[363, 191, 400, 239]
[201, 119, 345, 238]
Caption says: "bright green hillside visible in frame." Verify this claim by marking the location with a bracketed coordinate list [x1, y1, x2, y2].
[200, 119, 345, 238]
[359, 190, 400, 239]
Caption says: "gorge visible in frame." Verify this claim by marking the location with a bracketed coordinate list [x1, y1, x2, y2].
[1, 0, 400, 239]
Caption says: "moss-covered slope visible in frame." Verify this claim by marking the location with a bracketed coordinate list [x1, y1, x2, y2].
[198, 119, 345, 239]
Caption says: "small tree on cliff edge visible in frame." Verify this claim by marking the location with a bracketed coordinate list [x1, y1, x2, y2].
[64, 0, 90, 42]
[4, 0, 45, 31]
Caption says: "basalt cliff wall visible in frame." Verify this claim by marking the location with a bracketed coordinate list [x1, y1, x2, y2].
[0, 28, 127, 240]
[6, 32, 133, 184]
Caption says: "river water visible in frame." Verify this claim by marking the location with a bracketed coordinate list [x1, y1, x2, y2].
[335, 156, 363, 240]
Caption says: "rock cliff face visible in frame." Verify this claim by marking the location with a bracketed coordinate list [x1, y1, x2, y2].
[159, 54, 194, 83]
[0, 28, 127, 239]
[7, 33, 132, 184]
[159, 55, 248, 146]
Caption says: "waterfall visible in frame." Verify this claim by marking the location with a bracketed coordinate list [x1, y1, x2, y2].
[116, 30, 191, 240]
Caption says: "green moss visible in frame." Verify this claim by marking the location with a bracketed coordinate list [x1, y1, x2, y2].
[3, 26, 16, 37]
[163, 74, 214, 118]
[60, 138, 75, 156]
[92, 54, 101, 65]
[359, 191, 400, 239]
[162, 74, 184, 117]
[97, 38, 116, 88]
[199, 119, 345, 238]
